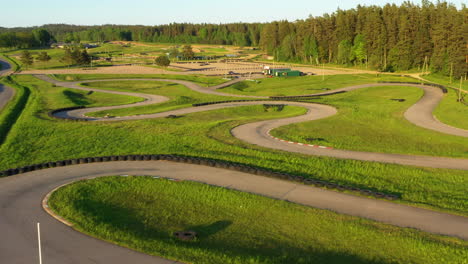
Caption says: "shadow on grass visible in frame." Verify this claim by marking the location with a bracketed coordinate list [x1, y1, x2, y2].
[63, 90, 91, 106]
[71, 198, 392, 264]
[0, 81, 30, 146]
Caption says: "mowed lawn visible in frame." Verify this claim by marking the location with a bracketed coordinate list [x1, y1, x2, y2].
[423, 74, 468, 130]
[52, 73, 227, 87]
[49, 176, 468, 264]
[271, 85, 468, 158]
[0, 75, 467, 216]
[219, 74, 416, 96]
[79, 80, 244, 117]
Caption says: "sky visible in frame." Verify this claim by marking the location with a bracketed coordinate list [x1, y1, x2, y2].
[0, 0, 465, 28]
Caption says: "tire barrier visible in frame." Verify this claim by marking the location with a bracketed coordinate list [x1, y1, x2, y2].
[0, 154, 400, 201]
[269, 91, 346, 100]
[379, 81, 448, 94]
[48, 106, 88, 121]
[193, 99, 268, 107]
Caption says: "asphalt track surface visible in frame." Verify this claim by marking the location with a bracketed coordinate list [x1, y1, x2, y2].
[0, 58, 15, 111]
[36, 75, 468, 170]
[1, 161, 468, 264]
[1, 64, 467, 263]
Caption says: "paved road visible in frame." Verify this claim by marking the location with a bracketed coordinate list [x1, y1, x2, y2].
[39, 75, 468, 170]
[1, 71, 467, 263]
[0, 58, 15, 111]
[1, 161, 467, 264]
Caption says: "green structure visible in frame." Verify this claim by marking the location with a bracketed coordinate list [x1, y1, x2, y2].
[275, 69, 302, 77]
[263, 67, 302, 77]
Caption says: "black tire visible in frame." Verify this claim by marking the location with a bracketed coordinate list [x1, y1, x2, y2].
[360, 189, 372, 196]
[314, 181, 325, 187]
[303, 178, 316, 185]
[337, 185, 347, 191]
[79, 158, 87, 164]
[385, 194, 399, 201]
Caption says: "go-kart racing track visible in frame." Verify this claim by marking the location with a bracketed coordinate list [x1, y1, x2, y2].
[0, 58, 467, 263]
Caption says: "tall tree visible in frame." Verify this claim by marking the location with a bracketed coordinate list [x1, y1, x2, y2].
[19, 50, 34, 68]
[36, 51, 51, 68]
[182, 45, 194, 59]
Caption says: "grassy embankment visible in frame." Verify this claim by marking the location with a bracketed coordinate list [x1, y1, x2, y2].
[49, 176, 468, 264]
[1, 42, 255, 70]
[219, 74, 416, 96]
[271, 85, 468, 158]
[60, 76, 467, 157]
[52, 73, 227, 87]
[0, 75, 467, 216]
[423, 74, 468, 130]
[80, 80, 254, 117]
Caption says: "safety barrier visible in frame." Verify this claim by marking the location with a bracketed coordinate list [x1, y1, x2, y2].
[48, 106, 87, 121]
[192, 99, 268, 107]
[270, 91, 346, 100]
[379, 81, 448, 93]
[0, 154, 399, 201]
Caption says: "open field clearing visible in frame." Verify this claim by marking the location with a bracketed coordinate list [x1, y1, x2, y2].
[271, 85, 468, 157]
[48, 176, 468, 264]
[421, 74, 468, 130]
[52, 73, 227, 86]
[0, 75, 467, 216]
[219, 74, 416, 96]
[1, 42, 262, 70]
[80, 80, 244, 117]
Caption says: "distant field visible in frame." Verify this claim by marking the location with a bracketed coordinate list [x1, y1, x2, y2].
[49, 176, 468, 264]
[219, 74, 416, 96]
[271, 85, 468, 158]
[1, 42, 258, 70]
[1, 75, 467, 216]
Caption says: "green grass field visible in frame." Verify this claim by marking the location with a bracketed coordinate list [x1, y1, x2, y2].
[48, 176, 468, 264]
[80, 80, 245, 117]
[52, 73, 226, 87]
[271, 85, 468, 158]
[1, 42, 254, 70]
[423, 74, 468, 130]
[219, 74, 416, 96]
[1, 75, 467, 216]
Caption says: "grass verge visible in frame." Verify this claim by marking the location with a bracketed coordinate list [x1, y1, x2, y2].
[51, 73, 227, 87]
[423, 74, 468, 130]
[1, 75, 467, 216]
[49, 176, 468, 264]
[219, 74, 416, 96]
[271, 85, 468, 158]
[80, 80, 249, 117]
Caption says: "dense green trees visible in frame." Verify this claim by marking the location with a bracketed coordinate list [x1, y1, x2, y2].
[0, 1, 465, 77]
[155, 55, 170, 67]
[19, 51, 33, 67]
[60, 46, 91, 66]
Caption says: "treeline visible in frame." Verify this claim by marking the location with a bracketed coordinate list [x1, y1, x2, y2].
[0, 1, 466, 77]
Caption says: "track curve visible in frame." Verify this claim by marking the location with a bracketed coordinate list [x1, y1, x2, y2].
[37, 74, 468, 170]
[0, 58, 15, 111]
[0, 161, 467, 264]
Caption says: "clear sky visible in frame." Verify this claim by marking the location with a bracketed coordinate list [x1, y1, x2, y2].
[1, 0, 465, 28]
